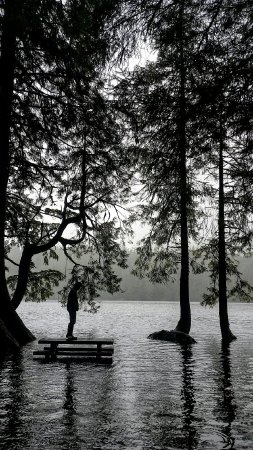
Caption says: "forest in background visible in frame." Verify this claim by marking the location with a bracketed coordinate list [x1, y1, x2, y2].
[6, 246, 253, 303]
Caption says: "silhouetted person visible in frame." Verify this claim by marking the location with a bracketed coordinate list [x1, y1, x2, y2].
[66, 282, 82, 340]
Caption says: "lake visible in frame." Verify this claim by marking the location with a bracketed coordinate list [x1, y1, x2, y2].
[0, 301, 253, 450]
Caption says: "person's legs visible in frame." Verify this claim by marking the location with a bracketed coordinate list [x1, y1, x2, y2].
[66, 310, 76, 338]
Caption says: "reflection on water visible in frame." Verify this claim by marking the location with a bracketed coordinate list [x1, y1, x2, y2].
[180, 346, 197, 449]
[0, 301, 253, 449]
[215, 342, 237, 450]
[0, 351, 30, 450]
[62, 363, 80, 450]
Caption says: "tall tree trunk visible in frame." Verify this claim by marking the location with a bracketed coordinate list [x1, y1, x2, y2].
[218, 118, 236, 342]
[0, 0, 35, 349]
[175, 0, 191, 334]
[0, 0, 15, 305]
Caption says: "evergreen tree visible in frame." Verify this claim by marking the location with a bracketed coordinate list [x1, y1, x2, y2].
[192, 0, 253, 342]
[0, 0, 34, 349]
[117, 0, 253, 342]
[116, 0, 208, 336]
[0, 0, 130, 349]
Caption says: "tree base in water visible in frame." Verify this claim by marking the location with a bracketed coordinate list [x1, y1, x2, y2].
[0, 317, 20, 351]
[148, 329, 197, 344]
[0, 308, 35, 353]
[222, 332, 237, 344]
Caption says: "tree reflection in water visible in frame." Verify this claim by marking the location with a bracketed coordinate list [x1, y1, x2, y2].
[62, 363, 81, 450]
[1, 351, 30, 449]
[216, 342, 237, 449]
[180, 345, 198, 449]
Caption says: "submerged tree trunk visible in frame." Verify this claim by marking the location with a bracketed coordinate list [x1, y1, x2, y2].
[175, 0, 191, 334]
[0, 301, 35, 349]
[0, 0, 35, 350]
[218, 118, 236, 342]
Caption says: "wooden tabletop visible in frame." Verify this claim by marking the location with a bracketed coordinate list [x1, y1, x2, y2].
[38, 338, 114, 345]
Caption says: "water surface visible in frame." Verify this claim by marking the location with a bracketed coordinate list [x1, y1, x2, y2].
[0, 301, 253, 449]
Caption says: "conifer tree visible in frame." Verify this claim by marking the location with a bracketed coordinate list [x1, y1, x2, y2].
[192, 0, 253, 341]
[116, 0, 208, 336]
[117, 0, 253, 342]
[0, 0, 129, 349]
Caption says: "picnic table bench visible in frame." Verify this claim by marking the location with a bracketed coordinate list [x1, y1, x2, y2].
[33, 338, 114, 362]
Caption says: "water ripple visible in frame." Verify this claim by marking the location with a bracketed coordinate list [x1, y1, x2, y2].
[0, 301, 253, 449]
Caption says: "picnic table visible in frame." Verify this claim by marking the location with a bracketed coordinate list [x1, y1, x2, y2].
[33, 338, 114, 362]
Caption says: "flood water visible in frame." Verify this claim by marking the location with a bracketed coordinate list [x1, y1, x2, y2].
[0, 301, 253, 450]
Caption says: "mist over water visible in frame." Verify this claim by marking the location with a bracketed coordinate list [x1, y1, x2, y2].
[0, 301, 253, 449]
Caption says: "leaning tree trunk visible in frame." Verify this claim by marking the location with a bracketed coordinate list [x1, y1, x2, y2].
[175, 0, 191, 334]
[218, 118, 236, 342]
[12, 244, 34, 310]
[0, 0, 35, 350]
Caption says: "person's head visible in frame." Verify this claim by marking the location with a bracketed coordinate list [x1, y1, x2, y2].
[73, 282, 82, 291]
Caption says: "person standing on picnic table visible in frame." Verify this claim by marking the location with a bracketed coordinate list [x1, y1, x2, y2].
[66, 282, 82, 340]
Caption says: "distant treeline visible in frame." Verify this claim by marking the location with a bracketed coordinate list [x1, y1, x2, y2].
[6, 247, 253, 302]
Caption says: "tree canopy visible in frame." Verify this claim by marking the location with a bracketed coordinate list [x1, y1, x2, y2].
[0, 0, 253, 349]
[0, 0, 135, 348]
[114, 0, 253, 341]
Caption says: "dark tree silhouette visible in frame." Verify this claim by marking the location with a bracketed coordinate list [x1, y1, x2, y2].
[191, 0, 253, 341]
[115, 0, 209, 337]
[0, 0, 131, 349]
[0, 0, 34, 348]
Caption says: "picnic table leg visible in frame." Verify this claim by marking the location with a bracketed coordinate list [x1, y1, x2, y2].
[50, 343, 58, 361]
[96, 343, 102, 360]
